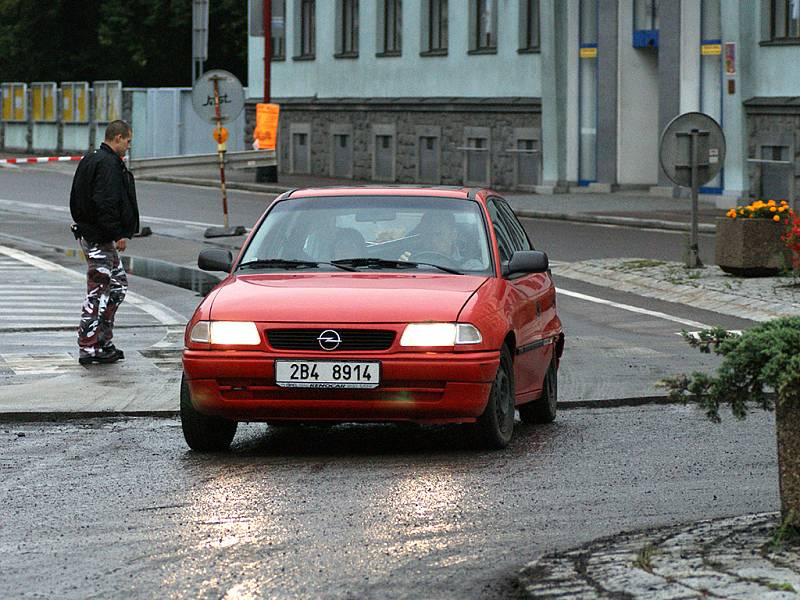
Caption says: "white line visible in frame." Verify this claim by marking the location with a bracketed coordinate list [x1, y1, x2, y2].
[0, 309, 79, 314]
[557, 288, 711, 329]
[0, 197, 220, 230]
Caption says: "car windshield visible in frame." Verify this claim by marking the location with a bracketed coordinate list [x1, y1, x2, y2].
[239, 195, 494, 275]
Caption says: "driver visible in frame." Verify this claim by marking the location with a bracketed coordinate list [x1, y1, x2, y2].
[399, 211, 459, 265]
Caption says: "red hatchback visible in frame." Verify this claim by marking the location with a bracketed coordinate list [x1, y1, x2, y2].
[181, 187, 563, 451]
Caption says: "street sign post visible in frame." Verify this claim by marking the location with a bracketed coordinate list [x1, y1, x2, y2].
[659, 112, 726, 268]
[192, 0, 209, 84]
[191, 70, 246, 238]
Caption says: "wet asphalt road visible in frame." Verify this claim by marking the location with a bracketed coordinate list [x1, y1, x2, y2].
[1, 406, 777, 599]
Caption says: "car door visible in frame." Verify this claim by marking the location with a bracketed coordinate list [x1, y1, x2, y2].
[488, 197, 551, 400]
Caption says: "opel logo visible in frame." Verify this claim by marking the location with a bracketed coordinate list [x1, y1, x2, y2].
[317, 329, 342, 351]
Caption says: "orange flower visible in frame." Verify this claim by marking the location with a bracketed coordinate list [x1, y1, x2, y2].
[773, 215, 781, 222]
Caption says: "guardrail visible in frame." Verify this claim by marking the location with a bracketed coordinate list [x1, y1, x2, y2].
[128, 149, 276, 177]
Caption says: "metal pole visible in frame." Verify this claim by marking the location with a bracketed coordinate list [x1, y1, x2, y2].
[688, 129, 702, 268]
[257, 0, 278, 182]
[264, 0, 271, 103]
[212, 77, 230, 229]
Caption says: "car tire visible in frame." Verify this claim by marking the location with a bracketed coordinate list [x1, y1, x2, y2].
[519, 359, 557, 424]
[476, 346, 516, 449]
[180, 374, 237, 452]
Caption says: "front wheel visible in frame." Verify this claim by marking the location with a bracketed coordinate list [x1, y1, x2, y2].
[475, 346, 516, 449]
[519, 359, 557, 424]
[180, 374, 237, 452]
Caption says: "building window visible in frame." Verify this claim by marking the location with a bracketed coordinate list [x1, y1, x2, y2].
[421, 0, 448, 54]
[270, 0, 286, 59]
[633, 0, 659, 31]
[469, 0, 498, 53]
[378, 0, 402, 55]
[463, 128, 491, 185]
[294, 0, 316, 59]
[290, 124, 311, 174]
[336, 0, 359, 56]
[331, 124, 354, 178]
[519, 0, 540, 51]
[771, 0, 800, 40]
[373, 126, 396, 181]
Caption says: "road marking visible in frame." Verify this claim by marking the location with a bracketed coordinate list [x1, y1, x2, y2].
[0, 197, 225, 231]
[682, 330, 742, 339]
[0, 245, 186, 326]
[557, 288, 711, 329]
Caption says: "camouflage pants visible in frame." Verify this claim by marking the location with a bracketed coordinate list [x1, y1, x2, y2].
[78, 240, 128, 357]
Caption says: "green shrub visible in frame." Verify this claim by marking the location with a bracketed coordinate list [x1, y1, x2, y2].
[661, 317, 800, 421]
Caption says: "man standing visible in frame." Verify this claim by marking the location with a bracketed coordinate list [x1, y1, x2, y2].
[69, 120, 140, 365]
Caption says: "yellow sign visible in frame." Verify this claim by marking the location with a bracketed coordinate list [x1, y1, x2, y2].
[701, 44, 722, 56]
[1, 85, 12, 121]
[12, 85, 26, 121]
[254, 103, 280, 150]
[579, 47, 597, 59]
[32, 83, 56, 122]
[62, 86, 73, 122]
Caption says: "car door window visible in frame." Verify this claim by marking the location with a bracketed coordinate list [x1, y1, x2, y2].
[493, 198, 532, 251]
[487, 201, 515, 262]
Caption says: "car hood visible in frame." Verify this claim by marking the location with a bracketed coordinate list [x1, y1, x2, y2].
[209, 273, 489, 323]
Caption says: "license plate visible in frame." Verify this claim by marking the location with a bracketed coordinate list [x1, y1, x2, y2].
[275, 360, 380, 388]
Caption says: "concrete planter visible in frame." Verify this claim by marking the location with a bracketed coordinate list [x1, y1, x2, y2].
[777, 398, 800, 528]
[715, 217, 792, 277]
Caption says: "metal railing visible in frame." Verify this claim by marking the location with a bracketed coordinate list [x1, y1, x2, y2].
[129, 149, 276, 177]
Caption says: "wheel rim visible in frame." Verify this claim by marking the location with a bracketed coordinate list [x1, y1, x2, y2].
[546, 365, 557, 412]
[494, 365, 513, 433]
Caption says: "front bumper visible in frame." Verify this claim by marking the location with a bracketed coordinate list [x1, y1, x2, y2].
[182, 350, 500, 423]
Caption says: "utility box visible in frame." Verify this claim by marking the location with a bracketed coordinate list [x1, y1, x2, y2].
[61, 81, 91, 152]
[31, 82, 58, 152]
[1, 82, 29, 150]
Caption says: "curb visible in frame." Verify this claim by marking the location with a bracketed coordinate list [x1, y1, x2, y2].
[138, 175, 715, 234]
[0, 411, 179, 423]
[557, 395, 678, 409]
[554, 261, 800, 322]
[0, 232, 221, 295]
[514, 209, 717, 233]
[0, 397, 683, 422]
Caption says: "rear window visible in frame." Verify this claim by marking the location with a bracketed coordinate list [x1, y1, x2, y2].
[241, 195, 493, 275]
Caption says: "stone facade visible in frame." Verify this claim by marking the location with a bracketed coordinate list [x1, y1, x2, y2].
[744, 98, 800, 205]
[245, 98, 541, 190]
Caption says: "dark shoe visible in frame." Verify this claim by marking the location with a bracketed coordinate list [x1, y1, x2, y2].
[101, 345, 125, 360]
[78, 350, 122, 365]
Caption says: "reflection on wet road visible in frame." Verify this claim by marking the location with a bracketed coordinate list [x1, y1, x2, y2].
[1, 406, 777, 599]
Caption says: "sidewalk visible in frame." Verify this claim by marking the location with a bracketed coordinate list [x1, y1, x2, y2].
[519, 512, 799, 599]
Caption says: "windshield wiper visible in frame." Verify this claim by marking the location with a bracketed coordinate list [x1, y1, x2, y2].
[331, 257, 462, 275]
[237, 259, 357, 272]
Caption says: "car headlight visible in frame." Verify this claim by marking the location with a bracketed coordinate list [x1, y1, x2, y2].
[399, 323, 482, 347]
[189, 321, 261, 346]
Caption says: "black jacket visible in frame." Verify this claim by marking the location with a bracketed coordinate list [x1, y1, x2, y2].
[69, 143, 140, 243]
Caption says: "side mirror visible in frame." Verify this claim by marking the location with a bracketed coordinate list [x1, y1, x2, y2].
[506, 250, 549, 277]
[198, 249, 233, 272]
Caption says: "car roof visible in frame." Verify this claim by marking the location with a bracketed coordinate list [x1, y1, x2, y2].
[283, 186, 490, 201]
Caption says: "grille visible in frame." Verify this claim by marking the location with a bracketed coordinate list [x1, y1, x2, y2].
[266, 329, 396, 351]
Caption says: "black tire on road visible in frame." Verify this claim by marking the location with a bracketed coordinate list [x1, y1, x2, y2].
[519, 359, 557, 424]
[476, 345, 516, 449]
[180, 374, 237, 452]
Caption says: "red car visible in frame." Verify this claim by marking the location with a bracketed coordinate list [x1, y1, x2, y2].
[181, 187, 564, 451]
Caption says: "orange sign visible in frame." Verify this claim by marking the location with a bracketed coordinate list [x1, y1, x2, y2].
[254, 103, 280, 150]
[213, 126, 229, 143]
